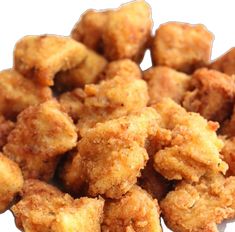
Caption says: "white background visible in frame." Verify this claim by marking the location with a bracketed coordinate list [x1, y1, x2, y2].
[0, 0, 235, 231]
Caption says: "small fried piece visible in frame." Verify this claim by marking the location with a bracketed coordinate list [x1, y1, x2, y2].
[161, 174, 235, 232]
[0, 69, 52, 120]
[76, 108, 159, 198]
[102, 185, 162, 232]
[3, 100, 77, 180]
[14, 35, 87, 86]
[12, 179, 104, 232]
[210, 47, 235, 75]
[144, 66, 191, 104]
[183, 68, 235, 123]
[0, 153, 23, 213]
[151, 22, 213, 73]
[153, 98, 227, 182]
[0, 116, 14, 149]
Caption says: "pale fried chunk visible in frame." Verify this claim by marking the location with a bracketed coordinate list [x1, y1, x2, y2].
[0, 116, 14, 149]
[183, 68, 235, 123]
[144, 66, 190, 104]
[14, 35, 87, 86]
[161, 174, 235, 232]
[55, 49, 107, 91]
[12, 179, 104, 232]
[151, 22, 213, 73]
[59, 88, 86, 122]
[0, 153, 23, 213]
[210, 47, 235, 75]
[102, 185, 162, 232]
[3, 100, 77, 180]
[78, 75, 149, 136]
[75, 108, 159, 198]
[153, 98, 227, 182]
[0, 69, 52, 119]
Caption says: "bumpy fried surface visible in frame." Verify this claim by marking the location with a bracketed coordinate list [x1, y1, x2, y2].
[0, 69, 52, 120]
[210, 47, 235, 75]
[151, 22, 213, 73]
[76, 108, 159, 198]
[0, 116, 14, 150]
[220, 105, 235, 137]
[55, 49, 107, 91]
[152, 98, 227, 182]
[102, 185, 162, 232]
[0, 153, 23, 213]
[3, 100, 77, 180]
[72, 0, 152, 62]
[59, 88, 86, 122]
[14, 35, 87, 86]
[144, 66, 191, 104]
[161, 174, 235, 232]
[183, 68, 235, 123]
[12, 179, 104, 232]
[78, 75, 149, 136]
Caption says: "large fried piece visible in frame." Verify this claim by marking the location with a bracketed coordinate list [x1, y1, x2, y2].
[102, 185, 162, 232]
[0, 69, 51, 120]
[14, 35, 87, 86]
[183, 68, 235, 123]
[151, 22, 213, 73]
[153, 98, 227, 182]
[3, 100, 77, 180]
[12, 179, 104, 232]
[0, 153, 23, 213]
[0, 116, 14, 150]
[144, 66, 191, 104]
[161, 174, 235, 232]
[220, 105, 235, 137]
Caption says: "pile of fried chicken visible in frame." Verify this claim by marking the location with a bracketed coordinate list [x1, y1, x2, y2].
[1, 1, 235, 231]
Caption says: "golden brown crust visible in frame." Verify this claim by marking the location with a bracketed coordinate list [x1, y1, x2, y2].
[183, 68, 235, 123]
[102, 185, 162, 232]
[0, 69, 52, 120]
[14, 35, 87, 86]
[151, 22, 214, 73]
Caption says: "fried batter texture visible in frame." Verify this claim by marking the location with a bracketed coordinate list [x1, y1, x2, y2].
[12, 179, 104, 232]
[0, 116, 14, 149]
[102, 185, 162, 232]
[161, 174, 235, 232]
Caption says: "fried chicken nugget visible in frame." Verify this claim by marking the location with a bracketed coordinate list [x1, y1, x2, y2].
[183, 68, 235, 123]
[0, 69, 52, 120]
[160, 174, 235, 232]
[12, 179, 104, 232]
[3, 100, 77, 180]
[0, 153, 23, 213]
[151, 22, 214, 73]
[66, 108, 159, 199]
[0, 116, 14, 149]
[210, 47, 235, 75]
[153, 98, 227, 182]
[220, 105, 235, 137]
[102, 185, 162, 232]
[14, 35, 87, 86]
[143, 66, 191, 104]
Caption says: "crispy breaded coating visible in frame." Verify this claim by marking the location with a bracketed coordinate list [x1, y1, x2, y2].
[0, 69, 52, 120]
[151, 22, 213, 73]
[220, 105, 235, 137]
[3, 100, 77, 180]
[78, 75, 149, 135]
[183, 68, 235, 123]
[0, 116, 14, 149]
[55, 49, 107, 91]
[12, 179, 104, 232]
[76, 108, 159, 198]
[59, 88, 85, 122]
[160, 174, 235, 232]
[72, 0, 152, 62]
[0, 153, 23, 213]
[14, 35, 87, 86]
[102, 185, 162, 232]
[152, 98, 227, 182]
[210, 47, 235, 75]
[143, 66, 191, 104]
